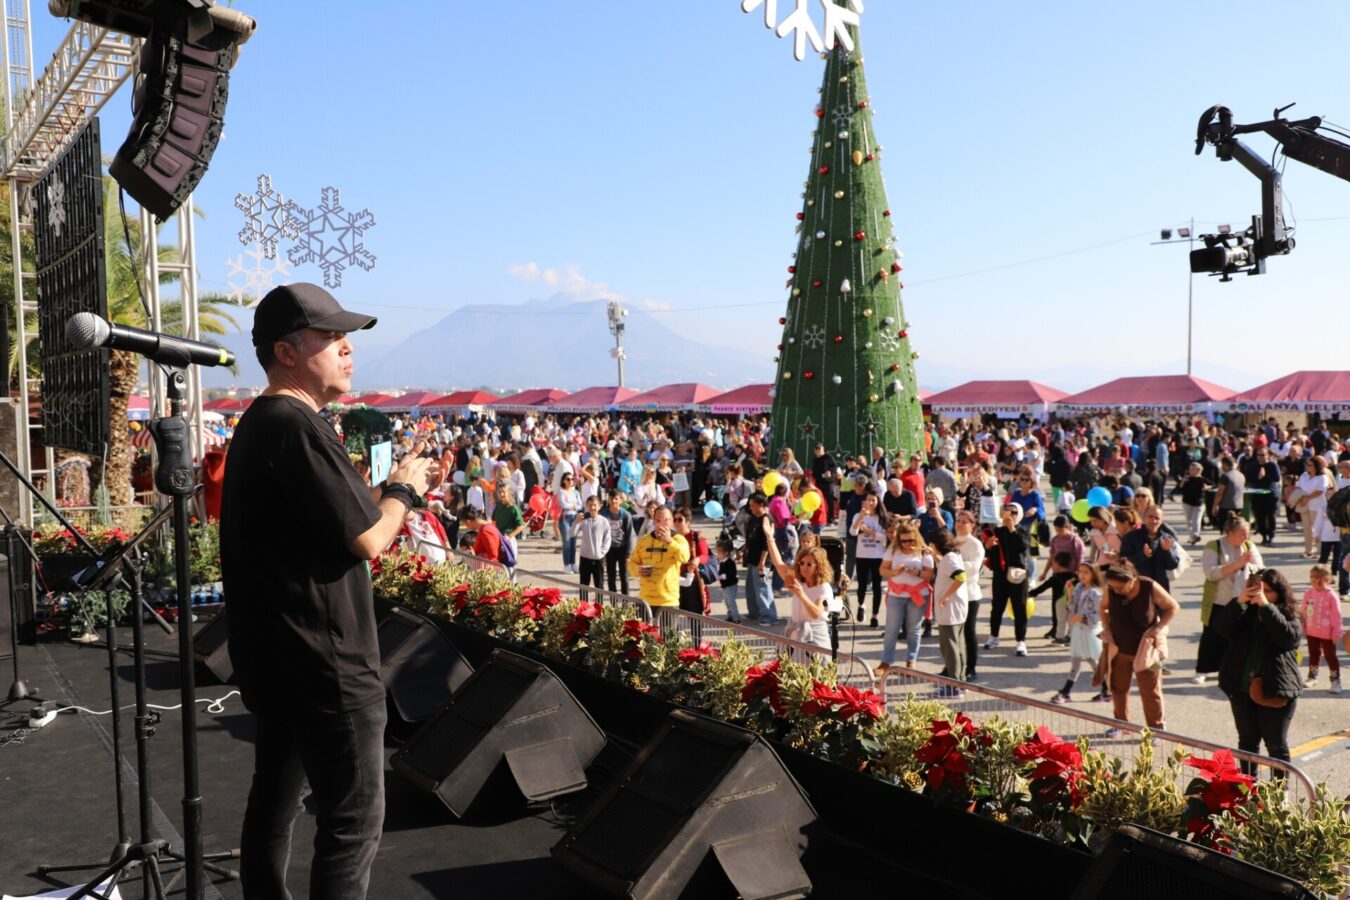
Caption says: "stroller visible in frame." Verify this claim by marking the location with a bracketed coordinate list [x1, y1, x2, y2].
[523, 485, 552, 538]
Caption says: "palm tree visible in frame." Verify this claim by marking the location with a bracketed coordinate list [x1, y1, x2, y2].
[94, 179, 242, 506]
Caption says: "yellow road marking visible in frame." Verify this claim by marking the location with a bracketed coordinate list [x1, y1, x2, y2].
[1292, 729, 1350, 758]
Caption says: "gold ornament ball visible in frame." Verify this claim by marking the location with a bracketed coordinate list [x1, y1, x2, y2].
[833, 240, 843, 247]
[807, 199, 815, 206]
[824, 141, 832, 149]
[834, 190, 846, 199]
[784, 372, 793, 380]
[862, 309, 873, 318]
[869, 394, 879, 404]
[791, 288, 801, 297]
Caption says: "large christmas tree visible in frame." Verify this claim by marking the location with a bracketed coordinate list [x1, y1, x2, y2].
[769, 28, 923, 464]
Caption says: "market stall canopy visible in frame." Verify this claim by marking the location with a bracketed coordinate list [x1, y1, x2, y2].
[370, 390, 442, 411]
[127, 395, 150, 421]
[923, 380, 1067, 419]
[346, 392, 391, 407]
[1223, 370, 1350, 416]
[489, 388, 570, 414]
[1056, 375, 1235, 415]
[699, 384, 772, 416]
[426, 390, 501, 409]
[544, 386, 639, 413]
[618, 383, 721, 412]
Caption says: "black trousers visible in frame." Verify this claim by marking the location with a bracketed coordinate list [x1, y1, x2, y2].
[963, 600, 980, 677]
[1229, 692, 1297, 776]
[240, 699, 387, 900]
[604, 547, 629, 595]
[579, 556, 606, 599]
[855, 557, 883, 617]
[989, 575, 1028, 641]
[1250, 492, 1277, 541]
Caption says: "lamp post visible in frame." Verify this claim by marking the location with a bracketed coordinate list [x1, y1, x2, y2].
[606, 301, 627, 388]
[1152, 218, 1227, 376]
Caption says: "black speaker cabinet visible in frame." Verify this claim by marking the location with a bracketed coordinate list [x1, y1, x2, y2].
[391, 649, 606, 818]
[1069, 824, 1316, 900]
[552, 709, 817, 900]
[0, 526, 35, 650]
[377, 605, 474, 723]
[192, 609, 233, 684]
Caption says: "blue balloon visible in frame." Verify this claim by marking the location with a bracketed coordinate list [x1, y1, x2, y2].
[703, 500, 725, 520]
[1086, 487, 1113, 508]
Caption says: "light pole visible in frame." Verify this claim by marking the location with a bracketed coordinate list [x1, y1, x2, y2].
[1153, 218, 1227, 376]
[606, 301, 628, 388]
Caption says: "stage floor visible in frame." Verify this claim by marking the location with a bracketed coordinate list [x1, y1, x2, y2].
[0, 623, 596, 900]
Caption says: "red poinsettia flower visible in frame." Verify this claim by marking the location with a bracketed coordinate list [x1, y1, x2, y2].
[742, 659, 786, 715]
[622, 619, 664, 643]
[835, 684, 885, 721]
[562, 600, 603, 644]
[1016, 726, 1086, 808]
[448, 584, 472, 611]
[1185, 749, 1255, 832]
[801, 680, 844, 716]
[677, 644, 721, 665]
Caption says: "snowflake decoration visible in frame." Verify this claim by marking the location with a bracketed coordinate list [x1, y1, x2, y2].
[799, 416, 818, 436]
[285, 186, 377, 289]
[801, 324, 827, 349]
[225, 242, 291, 307]
[877, 329, 900, 352]
[47, 174, 66, 238]
[236, 174, 300, 259]
[831, 103, 854, 126]
[741, 0, 865, 61]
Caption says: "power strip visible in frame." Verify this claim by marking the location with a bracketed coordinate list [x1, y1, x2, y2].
[28, 702, 58, 728]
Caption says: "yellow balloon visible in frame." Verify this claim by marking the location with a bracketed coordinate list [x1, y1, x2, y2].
[800, 491, 822, 514]
[762, 471, 783, 495]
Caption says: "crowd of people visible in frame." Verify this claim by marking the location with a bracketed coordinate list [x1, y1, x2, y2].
[345, 404, 1350, 772]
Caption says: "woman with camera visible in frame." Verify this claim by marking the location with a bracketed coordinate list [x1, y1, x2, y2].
[1211, 567, 1303, 775]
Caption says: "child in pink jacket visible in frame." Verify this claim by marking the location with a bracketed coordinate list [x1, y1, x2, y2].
[1301, 563, 1343, 693]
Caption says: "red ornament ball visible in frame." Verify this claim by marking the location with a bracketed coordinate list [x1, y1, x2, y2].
[796, 212, 805, 221]
[898, 329, 908, 338]
[833, 335, 844, 344]
[812, 279, 822, 287]
[777, 344, 783, 351]
[891, 262, 902, 274]
[804, 371, 815, 380]
[854, 230, 866, 240]
[866, 153, 875, 161]
[778, 317, 787, 325]
[815, 108, 824, 118]
[818, 165, 830, 175]
[787, 265, 796, 273]
[889, 363, 900, 372]
[883, 209, 891, 217]
[858, 101, 869, 109]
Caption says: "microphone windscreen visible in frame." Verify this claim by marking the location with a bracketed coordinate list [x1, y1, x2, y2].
[65, 312, 109, 349]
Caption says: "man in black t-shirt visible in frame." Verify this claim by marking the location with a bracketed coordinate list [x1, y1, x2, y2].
[223, 283, 431, 900]
[810, 443, 839, 522]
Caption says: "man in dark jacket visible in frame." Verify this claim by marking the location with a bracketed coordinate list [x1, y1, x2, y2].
[811, 443, 840, 522]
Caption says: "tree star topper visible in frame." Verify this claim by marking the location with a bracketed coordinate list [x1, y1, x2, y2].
[741, 0, 864, 61]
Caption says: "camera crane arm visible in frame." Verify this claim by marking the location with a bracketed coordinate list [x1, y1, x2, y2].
[1193, 104, 1350, 279]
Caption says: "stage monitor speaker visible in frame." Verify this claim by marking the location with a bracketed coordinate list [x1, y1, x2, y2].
[391, 649, 606, 818]
[377, 605, 473, 723]
[1069, 824, 1316, 900]
[0, 525, 36, 649]
[108, 19, 234, 219]
[192, 609, 233, 684]
[552, 709, 817, 900]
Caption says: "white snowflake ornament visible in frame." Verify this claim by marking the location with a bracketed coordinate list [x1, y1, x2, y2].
[226, 242, 292, 307]
[802, 325, 827, 349]
[285, 186, 377, 289]
[236, 174, 300, 259]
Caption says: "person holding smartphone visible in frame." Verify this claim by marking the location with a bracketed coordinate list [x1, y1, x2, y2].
[1211, 568, 1303, 775]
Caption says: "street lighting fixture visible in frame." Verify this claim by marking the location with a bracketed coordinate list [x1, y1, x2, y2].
[1152, 218, 1197, 376]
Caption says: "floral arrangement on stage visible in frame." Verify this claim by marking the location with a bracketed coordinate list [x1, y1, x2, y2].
[374, 547, 1350, 896]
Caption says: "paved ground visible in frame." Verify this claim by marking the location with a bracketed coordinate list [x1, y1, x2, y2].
[513, 490, 1350, 795]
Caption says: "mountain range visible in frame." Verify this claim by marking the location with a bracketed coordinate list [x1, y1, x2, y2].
[200, 294, 773, 392]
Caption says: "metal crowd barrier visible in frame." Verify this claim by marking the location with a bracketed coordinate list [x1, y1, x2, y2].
[436, 543, 1317, 803]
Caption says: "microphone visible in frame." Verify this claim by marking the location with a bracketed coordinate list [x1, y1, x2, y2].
[66, 312, 236, 368]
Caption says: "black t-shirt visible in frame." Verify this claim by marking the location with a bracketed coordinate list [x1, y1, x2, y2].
[882, 489, 917, 519]
[743, 512, 769, 566]
[221, 396, 383, 715]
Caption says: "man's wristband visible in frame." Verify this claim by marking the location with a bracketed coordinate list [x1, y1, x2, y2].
[381, 482, 418, 510]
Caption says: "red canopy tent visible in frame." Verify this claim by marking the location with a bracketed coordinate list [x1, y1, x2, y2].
[205, 396, 254, 414]
[425, 390, 501, 409]
[346, 392, 390, 407]
[618, 383, 720, 412]
[1056, 375, 1235, 416]
[370, 390, 442, 411]
[489, 388, 570, 414]
[923, 380, 1067, 420]
[544, 386, 638, 413]
[698, 384, 772, 416]
[1224, 371, 1350, 416]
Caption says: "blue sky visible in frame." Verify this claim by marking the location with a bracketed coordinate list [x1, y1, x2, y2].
[35, 2, 1350, 390]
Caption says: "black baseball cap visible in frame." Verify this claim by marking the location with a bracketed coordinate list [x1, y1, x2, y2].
[251, 282, 377, 347]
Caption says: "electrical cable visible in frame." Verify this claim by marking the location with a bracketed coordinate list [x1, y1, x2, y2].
[50, 689, 240, 717]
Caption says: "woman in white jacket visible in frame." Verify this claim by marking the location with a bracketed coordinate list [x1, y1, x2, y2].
[954, 511, 986, 681]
